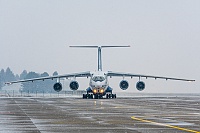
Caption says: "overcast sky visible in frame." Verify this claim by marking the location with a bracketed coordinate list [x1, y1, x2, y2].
[0, 0, 199, 93]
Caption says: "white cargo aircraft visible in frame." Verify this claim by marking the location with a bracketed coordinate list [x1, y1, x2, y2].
[6, 46, 195, 99]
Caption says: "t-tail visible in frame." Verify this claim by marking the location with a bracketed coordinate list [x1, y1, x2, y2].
[70, 45, 130, 71]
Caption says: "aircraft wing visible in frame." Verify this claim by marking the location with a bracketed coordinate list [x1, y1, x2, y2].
[5, 71, 91, 85]
[107, 71, 195, 82]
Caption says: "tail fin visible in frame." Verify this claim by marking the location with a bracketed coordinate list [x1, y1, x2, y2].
[70, 45, 130, 71]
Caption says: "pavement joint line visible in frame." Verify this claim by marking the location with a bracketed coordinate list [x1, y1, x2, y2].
[15, 99, 40, 132]
[131, 116, 200, 133]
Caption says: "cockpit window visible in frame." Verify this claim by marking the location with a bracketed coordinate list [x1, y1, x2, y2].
[92, 76, 105, 82]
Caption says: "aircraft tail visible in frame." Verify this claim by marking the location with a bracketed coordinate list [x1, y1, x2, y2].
[70, 45, 130, 71]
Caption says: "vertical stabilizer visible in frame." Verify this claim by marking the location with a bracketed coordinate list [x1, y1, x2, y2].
[70, 45, 130, 71]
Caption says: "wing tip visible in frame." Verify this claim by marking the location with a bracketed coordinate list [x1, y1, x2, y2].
[5, 82, 12, 85]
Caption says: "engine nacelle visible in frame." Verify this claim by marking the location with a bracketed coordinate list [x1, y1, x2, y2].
[136, 81, 145, 91]
[119, 80, 129, 90]
[69, 81, 79, 90]
[53, 82, 62, 92]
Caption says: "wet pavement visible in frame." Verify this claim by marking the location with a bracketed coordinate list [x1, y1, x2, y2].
[0, 95, 199, 133]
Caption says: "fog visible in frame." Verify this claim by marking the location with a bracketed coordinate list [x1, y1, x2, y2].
[0, 0, 199, 93]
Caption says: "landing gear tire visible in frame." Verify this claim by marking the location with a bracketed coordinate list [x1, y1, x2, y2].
[112, 94, 116, 99]
[99, 95, 103, 99]
[89, 94, 93, 99]
[83, 94, 87, 99]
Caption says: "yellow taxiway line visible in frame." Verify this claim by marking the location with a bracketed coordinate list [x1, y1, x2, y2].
[131, 116, 200, 133]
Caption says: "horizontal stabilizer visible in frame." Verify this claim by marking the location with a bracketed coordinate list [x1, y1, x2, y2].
[70, 45, 130, 48]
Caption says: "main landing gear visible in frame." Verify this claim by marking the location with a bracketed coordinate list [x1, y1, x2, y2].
[83, 93, 117, 99]
[83, 94, 94, 99]
[106, 94, 116, 99]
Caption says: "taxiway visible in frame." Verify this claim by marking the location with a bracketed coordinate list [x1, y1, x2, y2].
[0, 94, 199, 133]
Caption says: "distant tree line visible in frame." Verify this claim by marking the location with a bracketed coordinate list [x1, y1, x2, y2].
[0, 67, 17, 89]
[0, 67, 58, 93]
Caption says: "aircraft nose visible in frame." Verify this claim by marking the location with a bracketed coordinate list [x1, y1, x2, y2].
[95, 82, 102, 87]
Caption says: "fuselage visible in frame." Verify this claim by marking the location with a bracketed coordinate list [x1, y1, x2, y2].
[89, 71, 109, 95]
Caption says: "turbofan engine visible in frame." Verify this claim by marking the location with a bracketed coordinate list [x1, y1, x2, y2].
[69, 81, 79, 90]
[53, 82, 62, 92]
[119, 80, 129, 90]
[136, 81, 145, 91]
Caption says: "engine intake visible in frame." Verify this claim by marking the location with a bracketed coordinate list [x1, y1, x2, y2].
[136, 81, 145, 91]
[69, 81, 79, 90]
[119, 80, 129, 90]
[53, 82, 62, 92]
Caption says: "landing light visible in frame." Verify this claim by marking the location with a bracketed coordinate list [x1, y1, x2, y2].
[100, 89, 104, 93]
[93, 89, 97, 94]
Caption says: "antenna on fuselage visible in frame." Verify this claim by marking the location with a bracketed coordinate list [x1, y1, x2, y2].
[70, 45, 130, 71]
